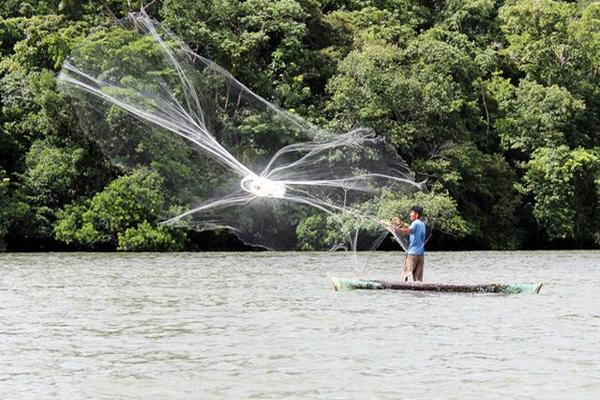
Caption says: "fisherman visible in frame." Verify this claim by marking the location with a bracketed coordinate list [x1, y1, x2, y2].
[390, 205, 426, 281]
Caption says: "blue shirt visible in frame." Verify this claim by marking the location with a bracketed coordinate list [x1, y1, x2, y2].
[407, 219, 426, 256]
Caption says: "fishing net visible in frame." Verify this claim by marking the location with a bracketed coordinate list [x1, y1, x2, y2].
[58, 10, 427, 251]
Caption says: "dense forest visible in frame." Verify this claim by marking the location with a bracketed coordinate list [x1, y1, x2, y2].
[0, 0, 598, 252]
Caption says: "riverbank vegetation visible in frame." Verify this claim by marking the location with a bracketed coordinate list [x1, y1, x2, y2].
[0, 0, 598, 251]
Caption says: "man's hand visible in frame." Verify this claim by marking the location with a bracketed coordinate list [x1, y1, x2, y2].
[381, 217, 408, 231]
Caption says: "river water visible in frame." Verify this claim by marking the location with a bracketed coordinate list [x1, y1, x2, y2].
[1, 251, 599, 399]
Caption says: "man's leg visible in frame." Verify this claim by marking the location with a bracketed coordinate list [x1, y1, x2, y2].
[402, 255, 416, 281]
[413, 256, 424, 281]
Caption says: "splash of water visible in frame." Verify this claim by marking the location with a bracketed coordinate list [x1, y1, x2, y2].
[57, 10, 425, 252]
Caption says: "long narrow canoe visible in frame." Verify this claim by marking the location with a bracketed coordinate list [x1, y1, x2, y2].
[331, 277, 543, 294]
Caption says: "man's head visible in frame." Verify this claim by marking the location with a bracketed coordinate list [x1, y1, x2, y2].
[409, 205, 423, 221]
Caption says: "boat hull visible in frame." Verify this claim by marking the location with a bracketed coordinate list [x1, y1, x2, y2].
[331, 277, 543, 294]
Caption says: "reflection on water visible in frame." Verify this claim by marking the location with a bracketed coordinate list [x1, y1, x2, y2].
[1, 251, 599, 399]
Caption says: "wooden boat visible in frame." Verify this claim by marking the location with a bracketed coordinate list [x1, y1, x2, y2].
[331, 277, 543, 294]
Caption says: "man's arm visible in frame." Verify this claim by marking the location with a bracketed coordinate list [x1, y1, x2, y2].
[393, 220, 411, 235]
[380, 218, 410, 235]
[397, 223, 411, 235]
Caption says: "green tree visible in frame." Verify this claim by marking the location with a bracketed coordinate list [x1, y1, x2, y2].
[118, 221, 186, 251]
[324, 1, 420, 48]
[439, 0, 501, 43]
[373, 191, 470, 240]
[0, 1, 53, 18]
[11, 140, 86, 238]
[499, 0, 578, 85]
[0, 169, 10, 251]
[326, 28, 486, 157]
[160, 0, 315, 108]
[0, 16, 93, 170]
[0, 0, 597, 251]
[3, 15, 72, 71]
[523, 146, 600, 244]
[296, 213, 340, 251]
[416, 143, 522, 248]
[296, 190, 469, 251]
[0, 69, 42, 170]
[55, 168, 185, 250]
[488, 76, 585, 154]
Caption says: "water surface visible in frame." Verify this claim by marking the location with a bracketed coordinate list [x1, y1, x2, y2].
[1, 251, 599, 399]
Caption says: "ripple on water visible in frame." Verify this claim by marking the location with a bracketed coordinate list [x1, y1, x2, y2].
[0, 251, 599, 399]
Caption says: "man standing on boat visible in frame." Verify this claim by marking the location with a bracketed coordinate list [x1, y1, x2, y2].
[391, 205, 426, 281]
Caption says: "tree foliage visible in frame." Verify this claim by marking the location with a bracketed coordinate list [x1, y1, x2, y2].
[118, 221, 186, 252]
[0, 169, 10, 250]
[0, 0, 598, 251]
[54, 168, 185, 250]
[489, 76, 585, 153]
[523, 146, 599, 244]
